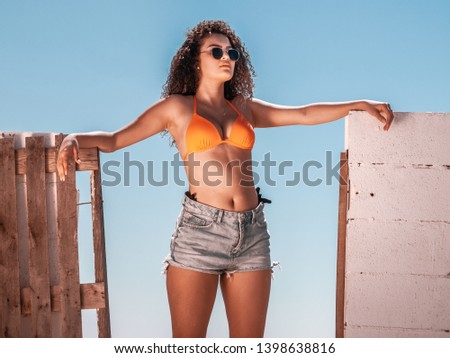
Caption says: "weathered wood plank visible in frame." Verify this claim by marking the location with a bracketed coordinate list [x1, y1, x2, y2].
[55, 134, 82, 338]
[15, 147, 98, 175]
[0, 138, 21, 337]
[80, 283, 106, 310]
[336, 151, 348, 338]
[20, 287, 32, 316]
[50, 285, 61, 313]
[25, 136, 52, 337]
[22, 283, 105, 314]
[91, 163, 111, 338]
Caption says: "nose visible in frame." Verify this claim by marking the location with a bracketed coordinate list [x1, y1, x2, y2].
[221, 50, 230, 60]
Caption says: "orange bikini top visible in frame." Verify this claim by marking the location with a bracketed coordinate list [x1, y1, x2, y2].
[183, 96, 255, 159]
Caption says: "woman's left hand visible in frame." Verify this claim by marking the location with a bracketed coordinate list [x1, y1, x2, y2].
[359, 100, 394, 131]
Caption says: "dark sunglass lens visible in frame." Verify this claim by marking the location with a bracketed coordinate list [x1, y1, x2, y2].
[228, 49, 240, 61]
[211, 48, 223, 59]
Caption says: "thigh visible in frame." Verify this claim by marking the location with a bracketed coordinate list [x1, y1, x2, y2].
[166, 265, 219, 338]
[220, 270, 272, 338]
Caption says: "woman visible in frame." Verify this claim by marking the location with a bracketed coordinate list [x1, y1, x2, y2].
[57, 20, 393, 338]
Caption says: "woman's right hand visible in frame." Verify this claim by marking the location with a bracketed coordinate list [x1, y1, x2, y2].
[57, 135, 82, 182]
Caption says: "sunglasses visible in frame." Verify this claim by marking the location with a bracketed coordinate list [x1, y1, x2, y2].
[201, 47, 240, 61]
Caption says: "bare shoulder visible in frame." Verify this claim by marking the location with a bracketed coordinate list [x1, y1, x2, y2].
[243, 97, 289, 114]
[161, 95, 194, 138]
[157, 95, 193, 124]
[230, 95, 256, 126]
[230, 96, 276, 127]
[158, 94, 192, 114]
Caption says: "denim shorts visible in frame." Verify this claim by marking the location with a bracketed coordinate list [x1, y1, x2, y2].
[162, 191, 278, 277]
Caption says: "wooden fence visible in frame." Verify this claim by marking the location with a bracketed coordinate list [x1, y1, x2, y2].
[335, 151, 348, 338]
[0, 132, 110, 337]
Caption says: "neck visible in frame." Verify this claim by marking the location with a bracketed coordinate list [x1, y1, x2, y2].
[195, 81, 227, 107]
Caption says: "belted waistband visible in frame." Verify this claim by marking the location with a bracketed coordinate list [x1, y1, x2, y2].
[181, 188, 270, 224]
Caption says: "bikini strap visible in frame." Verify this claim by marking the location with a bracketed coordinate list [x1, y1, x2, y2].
[226, 99, 241, 115]
[194, 96, 243, 118]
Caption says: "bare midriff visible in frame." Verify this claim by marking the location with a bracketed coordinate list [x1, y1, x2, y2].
[182, 144, 259, 212]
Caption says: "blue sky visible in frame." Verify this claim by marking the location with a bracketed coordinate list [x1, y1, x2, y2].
[1, 0, 449, 337]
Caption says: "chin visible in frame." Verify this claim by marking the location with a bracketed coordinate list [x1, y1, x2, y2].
[221, 73, 234, 82]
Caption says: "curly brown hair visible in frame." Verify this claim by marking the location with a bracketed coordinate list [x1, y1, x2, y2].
[162, 20, 256, 100]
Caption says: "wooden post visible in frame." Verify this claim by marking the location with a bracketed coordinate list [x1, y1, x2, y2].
[335, 151, 349, 338]
[25, 137, 52, 337]
[0, 138, 21, 338]
[90, 154, 111, 338]
[55, 134, 82, 337]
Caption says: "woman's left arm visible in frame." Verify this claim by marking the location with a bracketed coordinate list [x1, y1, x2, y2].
[249, 98, 394, 131]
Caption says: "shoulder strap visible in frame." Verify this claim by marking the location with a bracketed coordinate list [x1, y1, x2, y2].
[226, 99, 241, 116]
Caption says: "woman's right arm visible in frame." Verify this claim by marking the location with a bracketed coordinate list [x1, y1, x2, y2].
[57, 96, 181, 181]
